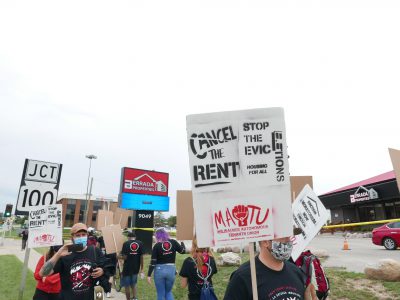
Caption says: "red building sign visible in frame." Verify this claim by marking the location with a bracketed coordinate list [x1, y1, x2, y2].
[122, 168, 169, 197]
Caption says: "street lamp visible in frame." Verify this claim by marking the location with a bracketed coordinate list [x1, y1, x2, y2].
[84, 154, 97, 224]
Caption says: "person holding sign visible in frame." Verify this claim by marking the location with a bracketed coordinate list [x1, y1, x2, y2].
[147, 227, 186, 300]
[33, 245, 62, 300]
[179, 238, 218, 300]
[224, 230, 313, 300]
[119, 231, 144, 300]
[39, 223, 107, 300]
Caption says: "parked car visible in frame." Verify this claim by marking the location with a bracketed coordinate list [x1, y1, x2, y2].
[372, 221, 400, 250]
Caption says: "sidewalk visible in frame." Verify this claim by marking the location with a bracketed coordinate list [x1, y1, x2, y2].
[0, 237, 127, 300]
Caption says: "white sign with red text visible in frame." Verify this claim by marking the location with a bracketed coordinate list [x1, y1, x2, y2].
[28, 204, 62, 248]
[291, 185, 329, 261]
[187, 108, 292, 247]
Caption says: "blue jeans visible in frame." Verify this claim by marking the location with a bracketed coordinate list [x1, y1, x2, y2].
[154, 264, 176, 300]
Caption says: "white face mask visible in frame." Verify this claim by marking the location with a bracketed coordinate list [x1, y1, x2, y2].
[269, 241, 293, 261]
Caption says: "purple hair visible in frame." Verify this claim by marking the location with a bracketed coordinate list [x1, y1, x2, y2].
[155, 228, 170, 242]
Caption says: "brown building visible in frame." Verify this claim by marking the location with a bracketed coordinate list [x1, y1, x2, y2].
[57, 194, 132, 228]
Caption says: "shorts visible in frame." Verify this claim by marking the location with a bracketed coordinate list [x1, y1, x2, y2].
[121, 274, 138, 287]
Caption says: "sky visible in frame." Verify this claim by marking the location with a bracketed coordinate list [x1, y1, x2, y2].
[1, 0, 400, 217]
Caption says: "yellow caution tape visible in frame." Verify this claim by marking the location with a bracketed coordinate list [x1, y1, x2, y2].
[126, 227, 154, 232]
[323, 218, 400, 229]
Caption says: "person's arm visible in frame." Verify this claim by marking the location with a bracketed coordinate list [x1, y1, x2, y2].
[173, 239, 185, 254]
[39, 244, 72, 277]
[147, 243, 158, 283]
[180, 277, 188, 288]
[44, 273, 60, 285]
[140, 254, 144, 273]
[210, 257, 218, 275]
[223, 271, 251, 300]
[92, 247, 105, 279]
[34, 256, 45, 281]
[305, 284, 318, 300]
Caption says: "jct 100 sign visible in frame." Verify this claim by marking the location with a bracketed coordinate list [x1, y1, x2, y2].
[16, 159, 63, 215]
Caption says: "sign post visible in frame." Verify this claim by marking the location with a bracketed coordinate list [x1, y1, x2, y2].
[16, 159, 62, 300]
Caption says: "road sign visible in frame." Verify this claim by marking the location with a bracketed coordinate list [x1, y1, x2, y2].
[16, 159, 62, 215]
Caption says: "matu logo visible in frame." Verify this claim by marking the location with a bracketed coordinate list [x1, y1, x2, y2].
[161, 241, 172, 252]
[130, 242, 139, 252]
[214, 204, 270, 230]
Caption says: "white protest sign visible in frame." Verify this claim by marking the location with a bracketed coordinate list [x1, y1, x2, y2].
[16, 159, 62, 215]
[28, 204, 63, 248]
[291, 184, 329, 261]
[187, 108, 292, 247]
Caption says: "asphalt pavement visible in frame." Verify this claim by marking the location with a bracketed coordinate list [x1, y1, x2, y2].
[307, 234, 400, 273]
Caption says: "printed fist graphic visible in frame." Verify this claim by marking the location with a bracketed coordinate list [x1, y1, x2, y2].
[232, 205, 249, 227]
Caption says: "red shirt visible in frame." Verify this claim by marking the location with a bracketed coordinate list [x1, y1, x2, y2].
[34, 255, 61, 294]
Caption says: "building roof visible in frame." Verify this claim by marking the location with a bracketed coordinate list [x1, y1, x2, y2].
[58, 193, 118, 202]
[321, 170, 396, 196]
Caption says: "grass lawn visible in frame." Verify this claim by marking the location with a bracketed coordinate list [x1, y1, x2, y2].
[2, 251, 400, 300]
[0, 255, 36, 300]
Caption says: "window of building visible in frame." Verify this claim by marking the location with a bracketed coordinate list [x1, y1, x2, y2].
[91, 201, 104, 224]
[65, 199, 77, 227]
[79, 200, 87, 223]
[385, 202, 395, 219]
[395, 201, 400, 218]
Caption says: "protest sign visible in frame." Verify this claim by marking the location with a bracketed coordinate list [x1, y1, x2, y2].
[96, 209, 114, 229]
[113, 207, 130, 228]
[187, 108, 292, 247]
[28, 204, 62, 248]
[176, 190, 194, 240]
[291, 184, 329, 261]
[101, 224, 125, 254]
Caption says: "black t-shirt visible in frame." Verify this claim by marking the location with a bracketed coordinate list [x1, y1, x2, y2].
[179, 256, 218, 300]
[148, 239, 185, 276]
[121, 239, 144, 276]
[224, 256, 307, 300]
[53, 246, 106, 300]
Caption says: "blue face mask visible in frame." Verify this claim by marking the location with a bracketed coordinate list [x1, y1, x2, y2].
[74, 236, 88, 247]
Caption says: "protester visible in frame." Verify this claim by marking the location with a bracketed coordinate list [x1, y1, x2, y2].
[179, 238, 218, 300]
[33, 245, 62, 300]
[147, 227, 186, 300]
[119, 231, 144, 300]
[39, 222, 107, 300]
[224, 230, 313, 300]
[21, 228, 28, 250]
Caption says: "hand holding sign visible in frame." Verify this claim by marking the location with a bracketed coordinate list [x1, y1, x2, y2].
[232, 205, 249, 226]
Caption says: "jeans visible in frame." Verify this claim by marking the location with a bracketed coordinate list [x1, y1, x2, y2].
[154, 264, 176, 300]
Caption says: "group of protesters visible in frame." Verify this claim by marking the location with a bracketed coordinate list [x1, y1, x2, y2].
[32, 222, 318, 300]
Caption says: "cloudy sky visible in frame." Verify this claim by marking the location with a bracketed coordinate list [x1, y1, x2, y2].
[1, 0, 400, 216]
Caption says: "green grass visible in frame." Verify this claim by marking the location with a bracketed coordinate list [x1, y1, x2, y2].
[0, 255, 37, 300]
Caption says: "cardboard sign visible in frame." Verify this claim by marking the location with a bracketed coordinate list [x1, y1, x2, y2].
[176, 190, 194, 240]
[28, 204, 63, 248]
[187, 108, 292, 247]
[96, 210, 114, 229]
[100, 224, 125, 254]
[113, 207, 130, 228]
[16, 159, 62, 215]
[290, 176, 313, 201]
[291, 185, 329, 261]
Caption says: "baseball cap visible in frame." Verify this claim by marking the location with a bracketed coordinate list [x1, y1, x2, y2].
[71, 223, 88, 235]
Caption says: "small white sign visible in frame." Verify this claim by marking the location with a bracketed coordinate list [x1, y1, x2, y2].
[28, 205, 63, 248]
[291, 185, 329, 261]
[16, 159, 62, 214]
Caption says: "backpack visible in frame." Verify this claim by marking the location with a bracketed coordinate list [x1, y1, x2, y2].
[295, 250, 329, 300]
[191, 258, 218, 300]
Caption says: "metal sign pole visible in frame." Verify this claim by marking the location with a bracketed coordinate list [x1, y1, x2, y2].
[18, 247, 30, 300]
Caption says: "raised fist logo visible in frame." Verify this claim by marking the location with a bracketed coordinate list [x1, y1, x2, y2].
[232, 205, 249, 227]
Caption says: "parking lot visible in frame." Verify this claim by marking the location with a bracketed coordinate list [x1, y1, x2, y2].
[308, 234, 400, 273]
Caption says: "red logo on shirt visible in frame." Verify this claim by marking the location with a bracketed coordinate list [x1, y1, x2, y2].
[161, 241, 172, 252]
[130, 242, 139, 252]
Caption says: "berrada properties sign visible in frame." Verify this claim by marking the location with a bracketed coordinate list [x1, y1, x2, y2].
[119, 168, 169, 211]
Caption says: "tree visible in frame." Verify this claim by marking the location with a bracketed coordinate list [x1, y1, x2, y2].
[154, 211, 167, 228]
[167, 215, 176, 227]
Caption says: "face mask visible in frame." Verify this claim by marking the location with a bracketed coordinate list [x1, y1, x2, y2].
[74, 236, 88, 247]
[269, 241, 293, 261]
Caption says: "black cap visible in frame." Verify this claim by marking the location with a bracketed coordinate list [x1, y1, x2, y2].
[127, 232, 136, 238]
